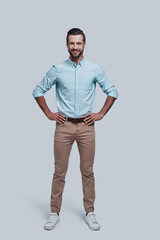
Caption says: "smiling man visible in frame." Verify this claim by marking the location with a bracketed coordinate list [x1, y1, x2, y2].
[32, 28, 118, 231]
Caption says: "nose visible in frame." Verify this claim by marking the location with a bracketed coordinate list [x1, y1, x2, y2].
[73, 44, 78, 49]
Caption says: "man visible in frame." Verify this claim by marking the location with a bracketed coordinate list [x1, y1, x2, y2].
[32, 28, 118, 231]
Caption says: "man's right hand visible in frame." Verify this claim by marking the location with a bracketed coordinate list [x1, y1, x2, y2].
[47, 112, 66, 123]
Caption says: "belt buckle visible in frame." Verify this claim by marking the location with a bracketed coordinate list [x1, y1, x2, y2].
[72, 118, 78, 124]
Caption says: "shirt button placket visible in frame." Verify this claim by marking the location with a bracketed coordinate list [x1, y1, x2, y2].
[75, 64, 78, 117]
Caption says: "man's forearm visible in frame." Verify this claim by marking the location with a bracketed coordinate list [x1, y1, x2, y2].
[99, 96, 117, 117]
[34, 96, 52, 118]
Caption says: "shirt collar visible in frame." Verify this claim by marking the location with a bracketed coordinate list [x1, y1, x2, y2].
[67, 56, 85, 67]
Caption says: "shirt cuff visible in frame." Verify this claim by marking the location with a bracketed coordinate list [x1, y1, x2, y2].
[32, 91, 44, 98]
[105, 90, 118, 99]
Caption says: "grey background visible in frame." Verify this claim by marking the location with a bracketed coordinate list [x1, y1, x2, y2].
[0, 0, 159, 239]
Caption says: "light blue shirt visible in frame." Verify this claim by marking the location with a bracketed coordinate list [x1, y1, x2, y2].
[32, 56, 118, 118]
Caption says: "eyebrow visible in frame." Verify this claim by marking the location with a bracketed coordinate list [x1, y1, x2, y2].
[69, 42, 82, 44]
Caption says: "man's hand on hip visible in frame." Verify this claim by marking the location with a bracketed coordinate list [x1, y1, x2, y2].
[47, 112, 66, 123]
[84, 112, 104, 125]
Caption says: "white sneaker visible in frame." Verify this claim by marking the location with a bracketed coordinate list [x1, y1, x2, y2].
[85, 212, 101, 231]
[44, 213, 60, 230]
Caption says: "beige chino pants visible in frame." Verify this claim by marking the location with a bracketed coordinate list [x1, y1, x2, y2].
[50, 120, 96, 214]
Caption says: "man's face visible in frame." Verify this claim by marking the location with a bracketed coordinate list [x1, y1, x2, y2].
[66, 34, 86, 59]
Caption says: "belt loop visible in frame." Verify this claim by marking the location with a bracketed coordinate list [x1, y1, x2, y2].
[65, 117, 68, 122]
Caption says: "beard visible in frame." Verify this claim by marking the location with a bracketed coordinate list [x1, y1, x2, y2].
[68, 49, 83, 59]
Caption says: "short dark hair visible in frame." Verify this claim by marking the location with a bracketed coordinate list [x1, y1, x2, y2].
[66, 28, 86, 43]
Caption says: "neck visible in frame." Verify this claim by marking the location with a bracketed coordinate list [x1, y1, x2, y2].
[70, 54, 84, 65]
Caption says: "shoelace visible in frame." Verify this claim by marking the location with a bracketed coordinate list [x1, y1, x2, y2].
[88, 213, 97, 223]
[47, 213, 58, 222]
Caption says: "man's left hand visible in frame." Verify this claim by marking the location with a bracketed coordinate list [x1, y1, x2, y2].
[84, 112, 104, 125]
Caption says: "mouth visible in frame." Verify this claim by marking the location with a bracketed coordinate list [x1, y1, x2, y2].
[72, 50, 79, 54]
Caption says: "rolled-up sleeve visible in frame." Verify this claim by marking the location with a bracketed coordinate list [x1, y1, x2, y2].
[96, 64, 118, 99]
[32, 65, 57, 98]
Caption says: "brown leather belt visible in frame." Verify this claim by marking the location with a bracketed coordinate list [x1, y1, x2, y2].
[65, 117, 85, 124]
